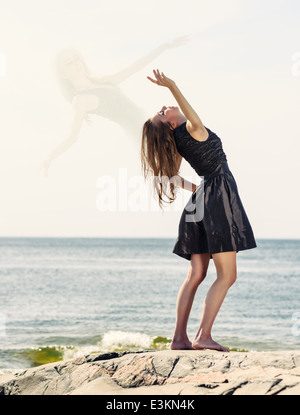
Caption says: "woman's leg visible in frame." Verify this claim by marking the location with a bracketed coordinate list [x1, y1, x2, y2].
[170, 253, 211, 350]
[192, 251, 237, 352]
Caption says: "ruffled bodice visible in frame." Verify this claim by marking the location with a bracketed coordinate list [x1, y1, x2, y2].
[173, 122, 227, 178]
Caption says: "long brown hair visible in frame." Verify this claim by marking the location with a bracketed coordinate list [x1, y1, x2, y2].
[141, 118, 180, 209]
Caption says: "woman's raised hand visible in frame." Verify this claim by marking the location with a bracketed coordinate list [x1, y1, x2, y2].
[147, 70, 175, 89]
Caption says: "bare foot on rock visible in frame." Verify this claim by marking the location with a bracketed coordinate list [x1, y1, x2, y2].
[170, 339, 194, 350]
[192, 337, 229, 352]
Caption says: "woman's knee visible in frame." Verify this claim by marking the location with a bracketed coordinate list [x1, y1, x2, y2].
[218, 270, 237, 288]
[212, 251, 237, 288]
[228, 272, 237, 287]
[186, 266, 207, 288]
[188, 253, 210, 287]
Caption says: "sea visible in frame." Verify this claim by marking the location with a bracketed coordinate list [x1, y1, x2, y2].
[0, 237, 299, 375]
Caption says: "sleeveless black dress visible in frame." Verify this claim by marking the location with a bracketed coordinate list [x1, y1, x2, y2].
[172, 122, 257, 260]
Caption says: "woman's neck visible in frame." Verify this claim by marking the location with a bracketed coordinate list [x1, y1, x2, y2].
[175, 114, 187, 128]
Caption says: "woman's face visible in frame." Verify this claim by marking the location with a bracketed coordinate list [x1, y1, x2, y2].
[152, 106, 184, 129]
[58, 50, 86, 80]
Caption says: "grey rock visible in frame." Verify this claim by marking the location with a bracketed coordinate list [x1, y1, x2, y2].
[0, 349, 300, 395]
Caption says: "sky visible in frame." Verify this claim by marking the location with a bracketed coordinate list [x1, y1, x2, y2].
[0, 0, 299, 238]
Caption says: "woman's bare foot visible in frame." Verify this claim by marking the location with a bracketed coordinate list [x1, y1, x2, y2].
[192, 336, 229, 352]
[170, 338, 193, 350]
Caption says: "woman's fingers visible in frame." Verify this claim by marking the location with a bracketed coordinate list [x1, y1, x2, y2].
[147, 69, 170, 87]
[147, 76, 158, 84]
[154, 69, 163, 79]
[147, 70, 162, 85]
[154, 69, 164, 84]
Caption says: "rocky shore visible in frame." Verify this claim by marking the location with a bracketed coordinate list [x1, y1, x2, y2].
[0, 349, 300, 395]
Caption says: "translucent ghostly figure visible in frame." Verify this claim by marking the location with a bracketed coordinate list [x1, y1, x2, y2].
[41, 37, 188, 176]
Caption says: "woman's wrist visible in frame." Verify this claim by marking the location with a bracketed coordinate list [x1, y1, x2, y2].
[168, 82, 178, 92]
[192, 183, 197, 192]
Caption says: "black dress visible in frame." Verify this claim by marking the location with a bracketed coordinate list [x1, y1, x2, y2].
[172, 122, 257, 260]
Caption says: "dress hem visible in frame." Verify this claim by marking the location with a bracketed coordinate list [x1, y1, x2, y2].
[172, 243, 257, 261]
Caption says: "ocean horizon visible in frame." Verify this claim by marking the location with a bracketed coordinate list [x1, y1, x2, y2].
[0, 236, 299, 374]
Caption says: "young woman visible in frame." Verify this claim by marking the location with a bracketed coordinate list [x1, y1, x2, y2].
[41, 37, 188, 176]
[141, 70, 257, 351]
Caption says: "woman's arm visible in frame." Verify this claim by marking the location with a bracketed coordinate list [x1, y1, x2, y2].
[148, 70, 208, 141]
[172, 152, 197, 192]
[92, 37, 188, 85]
[41, 98, 86, 175]
[174, 175, 197, 192]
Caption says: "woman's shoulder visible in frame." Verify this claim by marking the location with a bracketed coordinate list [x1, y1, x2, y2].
[174, 122, 213, 141]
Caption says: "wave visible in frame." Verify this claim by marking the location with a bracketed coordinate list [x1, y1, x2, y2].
[1, 330, 254, 375]
[1, 331, 172, 372]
